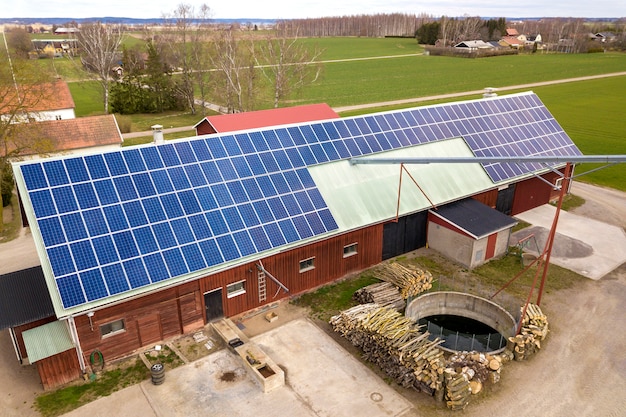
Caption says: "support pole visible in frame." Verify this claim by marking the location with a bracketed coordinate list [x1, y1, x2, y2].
[536, 162, 573, 306]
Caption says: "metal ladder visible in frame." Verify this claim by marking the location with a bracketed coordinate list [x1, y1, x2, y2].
[258, 270, 267, 303]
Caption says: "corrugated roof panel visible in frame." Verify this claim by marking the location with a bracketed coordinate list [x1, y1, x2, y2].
[311, 138, 494, 231]
[22, 320, 75, 363]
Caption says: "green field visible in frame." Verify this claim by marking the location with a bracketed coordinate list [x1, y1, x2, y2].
[58, 37, 625, 190]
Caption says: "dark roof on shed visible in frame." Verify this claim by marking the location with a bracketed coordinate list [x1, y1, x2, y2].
[0, 266, 55, 329]
[430, 199, 517, 239]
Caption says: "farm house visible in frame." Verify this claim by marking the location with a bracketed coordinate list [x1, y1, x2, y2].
[8, 91, 580, 388]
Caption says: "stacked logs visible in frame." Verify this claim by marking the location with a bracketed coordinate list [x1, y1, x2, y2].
[331, 304, 512, 411]
[352, 281, 405, 311]
[374, 263, 435, 299]
[505, 303, 549, 361]
[444, 350, 504, 409]
[330, 304, 447, 396]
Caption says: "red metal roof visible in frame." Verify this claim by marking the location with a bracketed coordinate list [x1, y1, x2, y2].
[194, 103, 339, 134]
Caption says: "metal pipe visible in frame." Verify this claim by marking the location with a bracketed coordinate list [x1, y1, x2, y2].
[349, 155, 626, 165]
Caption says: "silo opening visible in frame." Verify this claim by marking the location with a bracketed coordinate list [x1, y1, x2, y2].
[406, 291, 517, 355]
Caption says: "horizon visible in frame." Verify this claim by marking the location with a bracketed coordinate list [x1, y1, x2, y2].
[3, 0, 625, 21]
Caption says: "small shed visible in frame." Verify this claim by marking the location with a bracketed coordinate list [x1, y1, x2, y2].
[427, 199, 517, 268]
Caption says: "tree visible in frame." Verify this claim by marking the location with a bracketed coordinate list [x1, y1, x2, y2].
[257, 27, 323, 108]
[158, 3, 213, 115]
[0, 50, 54, 227]
[415, 21, 440, 45]
[210, 28, 252, 113]
[77, 22, 123, 114]
[6, 28, 33, 59]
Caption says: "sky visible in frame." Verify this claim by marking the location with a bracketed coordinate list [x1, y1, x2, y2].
[4, 0, 625, 20]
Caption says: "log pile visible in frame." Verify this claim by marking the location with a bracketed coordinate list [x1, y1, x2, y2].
[374, 263, 435, 299]
[505, 303, 549, 361]
[445, 350, 504, 410]
[330, 304, 446, 394]
[352, 281, 405, 311]
[331, 304, 513, 411]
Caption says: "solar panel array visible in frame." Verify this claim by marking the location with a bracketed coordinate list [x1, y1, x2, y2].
[18, 92, 581, 310]
[21, 140, 339, 308]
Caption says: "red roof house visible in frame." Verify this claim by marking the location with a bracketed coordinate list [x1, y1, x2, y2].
[194, 103, 339, 135]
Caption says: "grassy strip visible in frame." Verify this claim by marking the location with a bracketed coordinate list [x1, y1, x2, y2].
[293, 251, 584, 322]
[292, 274, 380, 321]
[34, 360, 150, 417]
[0, 193, 23, 242]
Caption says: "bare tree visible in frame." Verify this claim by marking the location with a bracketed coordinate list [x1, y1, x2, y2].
[77, 22, 123, 113]
[210, 28, 251, 113]
[159, 3, 213, 115]
[257, 27, 323, 108]
[0, 48, 53, 227]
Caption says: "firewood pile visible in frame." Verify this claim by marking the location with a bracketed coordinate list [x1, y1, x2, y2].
[505, 303, 549, 361]
[443, 351, 504, 410]
[330, 304, 446, 394]
[331, 304, 510, 411]
[374, 263, 435, 299]
[352, 281, 405, 311]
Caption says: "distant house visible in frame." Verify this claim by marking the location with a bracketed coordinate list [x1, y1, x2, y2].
[10, 115, 123, 159]
[32, 39, 78, 58]
[194, 103, 340, 136]
[593, 32, 616, 43]
[54, 27, 79, 35]
[0, 79, 76, 123]
[454, 40, 495, 51]
[500, 36, 524, 49]
[505, 28, 520, 37]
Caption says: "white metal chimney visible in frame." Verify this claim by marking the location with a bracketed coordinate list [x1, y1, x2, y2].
[151, 124, 164, 144]
[483, 87, 498, 98]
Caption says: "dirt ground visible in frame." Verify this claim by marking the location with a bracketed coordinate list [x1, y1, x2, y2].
[1, 181, 625, 417]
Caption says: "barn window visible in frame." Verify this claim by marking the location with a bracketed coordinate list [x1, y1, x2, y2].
[227, 280, 246, 298]
[100, 319, 125, 338]
[299, 257, 315, 272]
[343, 243, 358, 258]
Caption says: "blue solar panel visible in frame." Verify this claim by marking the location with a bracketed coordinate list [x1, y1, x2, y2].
[19, 92, 580, 310]
[43, 160, 69, 186]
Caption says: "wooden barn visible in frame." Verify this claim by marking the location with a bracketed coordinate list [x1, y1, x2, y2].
[10, 91, 581, 388]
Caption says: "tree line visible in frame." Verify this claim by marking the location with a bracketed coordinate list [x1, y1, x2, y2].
[77, 3, 322, 116]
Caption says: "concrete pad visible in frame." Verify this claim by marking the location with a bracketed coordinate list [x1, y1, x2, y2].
[514, 204, 626, 280]
[254, 319, 413, 417]
[136, 318, 412, 417]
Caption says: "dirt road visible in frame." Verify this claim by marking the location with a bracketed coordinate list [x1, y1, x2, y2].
[570, 181, 626, 230]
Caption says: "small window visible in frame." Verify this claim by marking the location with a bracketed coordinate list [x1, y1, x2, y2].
[299, 257, 315, 272]
[100, 319, 125, 338]
[343, 243, 358, 258]
[227, 280, 246, 298]
[55, 115, 62, 120]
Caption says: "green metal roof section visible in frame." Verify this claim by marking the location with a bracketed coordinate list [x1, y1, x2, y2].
[310, 138, 494, 231]
[22, 320, 75, 363]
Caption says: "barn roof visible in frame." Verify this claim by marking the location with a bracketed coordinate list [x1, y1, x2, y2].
[4, 115, 122, 157]
[0, 266, 55, 329]
[194, 103, 339, 133]
[429, 198, 517, 239]
[0, 79, 75, 115]
[12, 91, 582, 317]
